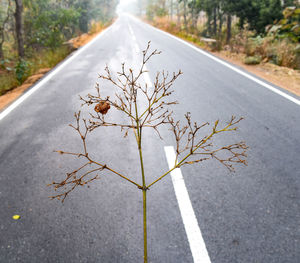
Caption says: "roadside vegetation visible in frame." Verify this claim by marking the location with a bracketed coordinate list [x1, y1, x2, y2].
[0, 0, 118, 96]
[141, 0, 300, 70]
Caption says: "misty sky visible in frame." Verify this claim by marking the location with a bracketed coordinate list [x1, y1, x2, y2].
[117, 0, 138, 14]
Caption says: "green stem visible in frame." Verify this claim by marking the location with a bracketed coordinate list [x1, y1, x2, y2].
[134, 92, 148, 263]
[143, 189, 148, 263]
[138, 130, 147, 263]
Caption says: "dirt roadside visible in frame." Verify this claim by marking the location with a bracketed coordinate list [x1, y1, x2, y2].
[211, 50, 300, 96]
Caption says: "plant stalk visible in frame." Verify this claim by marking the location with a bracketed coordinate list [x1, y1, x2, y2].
[143, 189, 147, 263]
[137, 132, 148, 263]
[134, 94, 148, 263]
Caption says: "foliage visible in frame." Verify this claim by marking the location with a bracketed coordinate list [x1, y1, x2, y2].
[239, 33, 299, 68]
[266, 7, 300, 42]
[244, 55, 262, 65]
[24, 7, 81, 49]
[15, 58, 31, 84]
[146, 0, 168, 20]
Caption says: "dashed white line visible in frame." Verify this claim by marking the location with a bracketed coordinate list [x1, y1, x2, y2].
[0, 19, 117, 122]
[164, 146, 211, 263]
[127, 14, 300, 106]
[128, 22, 152, 87]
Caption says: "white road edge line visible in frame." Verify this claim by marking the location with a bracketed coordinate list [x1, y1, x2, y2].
[128, 14, 300, 106]
[164, 146, 211, 263]
[0, 19, 117, 122]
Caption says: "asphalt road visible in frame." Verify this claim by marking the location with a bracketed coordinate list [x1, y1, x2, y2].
[0, 14, 299, 263]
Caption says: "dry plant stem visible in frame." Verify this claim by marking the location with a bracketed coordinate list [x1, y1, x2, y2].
[134, 85, 148, 263]
[50, 42, 248, 263]
[147, 117, 246, 188]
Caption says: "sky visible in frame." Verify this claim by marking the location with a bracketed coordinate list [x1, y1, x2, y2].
[117, 0, 138, 14]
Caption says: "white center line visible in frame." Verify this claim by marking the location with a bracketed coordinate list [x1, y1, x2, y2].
[128, 22, 152, 87]
[164, 146, 211, 263]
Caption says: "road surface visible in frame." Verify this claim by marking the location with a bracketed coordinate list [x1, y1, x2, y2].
[0, 14, 299, 263]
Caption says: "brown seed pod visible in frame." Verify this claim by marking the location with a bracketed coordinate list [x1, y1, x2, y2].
[94, 101, 110, 114]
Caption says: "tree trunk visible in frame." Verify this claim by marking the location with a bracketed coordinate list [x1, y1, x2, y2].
[218, 10, 223, 38]
[0, 45, 3, 59]
[176, 1, 180, 25]
[14, 0, 24, 58]
[226, 14, 232, 44]
[0, 27, 6, 59]
[213, 7, 217, 36]
[162, 0, 166, 10]
[0, 0, 12, 59]
[207, 13, 212, 36]
[193, 13, 199, 31]
[139, 0, 142, 16]
[239, 16, 244, 29]
[191, 4, 194, 29]
[183, 0, 187, 30]
[170, 0, 173, 20]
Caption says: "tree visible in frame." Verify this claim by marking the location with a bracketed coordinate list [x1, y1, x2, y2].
[76, 0, 91, 33]
[179, 0, 189, 29]
[188, 0, 202, 31]
[23, 0, 81, 49]
[0, 0, 12, 59]
[14, 0, 24, 57]
[228, 0, 284, 33]
[255, 0, 283, 33]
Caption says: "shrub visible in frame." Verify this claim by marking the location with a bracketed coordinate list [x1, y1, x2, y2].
[244, 56, 262, 65]
[15, 59, 32, 84]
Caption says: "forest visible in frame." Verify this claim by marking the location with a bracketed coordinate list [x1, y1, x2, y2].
[140, 0, 300, 68]
[0, 0, 118, 96]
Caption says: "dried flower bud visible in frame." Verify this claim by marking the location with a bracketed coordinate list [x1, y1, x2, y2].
[94, 101, 110, 114]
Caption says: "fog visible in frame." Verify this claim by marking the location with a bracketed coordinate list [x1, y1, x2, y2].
[117, 0, 138, 15]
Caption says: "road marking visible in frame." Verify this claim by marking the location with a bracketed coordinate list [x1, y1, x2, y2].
[128, 14, 300, 106]
[128, 22, 152, 87]
[0, 20, 117, 122]
[164, 146, 211, 263]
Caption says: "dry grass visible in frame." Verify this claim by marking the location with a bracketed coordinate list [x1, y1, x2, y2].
[233, 34, 298, 69]
[149, 17, 207, 49]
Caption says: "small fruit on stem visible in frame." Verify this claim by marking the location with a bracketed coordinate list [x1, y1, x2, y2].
[94, 101, 110, 114]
